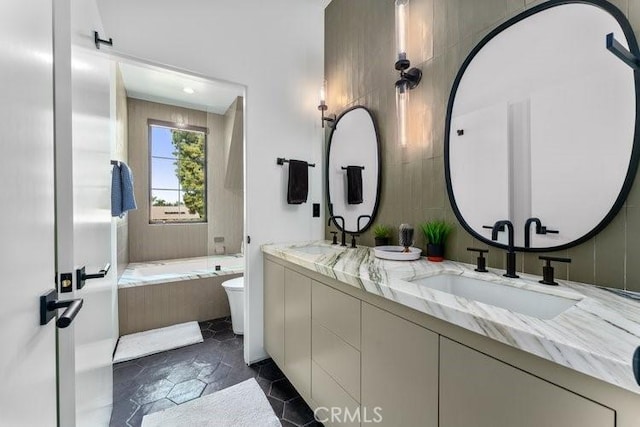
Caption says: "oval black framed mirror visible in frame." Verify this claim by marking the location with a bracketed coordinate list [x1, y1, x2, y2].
[326, 106, 381, 233]
[445, 0, 640, 252]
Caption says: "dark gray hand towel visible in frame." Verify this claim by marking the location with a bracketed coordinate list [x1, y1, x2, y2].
[346, 166, 363, 204]
[287, 160, 308, 204]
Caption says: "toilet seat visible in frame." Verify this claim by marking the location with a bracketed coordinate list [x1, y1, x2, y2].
[222, 276, 244, 335]
[222, 277, 244, 291]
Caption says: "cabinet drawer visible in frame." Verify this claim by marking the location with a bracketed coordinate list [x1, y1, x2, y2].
[312, 320, 361, 402]
[439, 338, 615, 427]
[312, 361, 360, 427]
[312, 280, 361, 349]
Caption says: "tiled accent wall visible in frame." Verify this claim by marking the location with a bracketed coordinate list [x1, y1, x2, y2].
[127, 98, 209, 262]
[115, 66, 129, 279]
[324, 0, 640, 291]
[207, 97, 244, 255]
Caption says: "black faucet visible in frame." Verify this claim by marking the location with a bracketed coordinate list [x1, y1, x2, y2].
[467, 247, 489, 272]
[330, 231, 338, 245]
[328, 215, 347, 247]
[538, 256, 571, 286]
[524, 217, 559, 248]
[349, 215, 372, 249]
[491, 220, 519, 278]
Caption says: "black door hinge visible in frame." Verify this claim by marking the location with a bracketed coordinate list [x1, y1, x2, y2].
[247, 235, 251, 244]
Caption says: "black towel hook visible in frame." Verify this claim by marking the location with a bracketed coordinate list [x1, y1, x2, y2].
[94, 31, 113, 50]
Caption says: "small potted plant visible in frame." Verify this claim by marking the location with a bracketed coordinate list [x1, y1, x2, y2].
[373, 224, 392, 246]
[420, 220, 454, 262]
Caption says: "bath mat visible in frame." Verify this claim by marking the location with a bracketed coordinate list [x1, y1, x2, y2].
[141, 378, 280, 427]
[113, 321, 203, 363]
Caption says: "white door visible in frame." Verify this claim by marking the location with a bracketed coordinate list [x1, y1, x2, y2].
[55, 0, 116, 425]
[0, 0, 58, 426]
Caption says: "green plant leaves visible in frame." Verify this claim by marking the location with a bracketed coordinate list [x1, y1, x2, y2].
[373, 224, 392, 238]
[419, 220, 453, 245]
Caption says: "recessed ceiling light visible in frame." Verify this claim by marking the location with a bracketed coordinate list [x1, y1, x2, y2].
[183, 87, 195, 94]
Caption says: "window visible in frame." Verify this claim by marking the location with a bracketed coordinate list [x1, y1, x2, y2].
[149, 120, 207, 223]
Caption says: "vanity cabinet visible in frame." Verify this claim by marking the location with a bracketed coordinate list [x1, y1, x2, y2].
[264, 255, 637, 427]
[264, 260, 312, 398]
[439, 337, 615, 427]
[264, 260, 285, 367]
[284, 269, 312, 398]
[361, 303, 439, 427]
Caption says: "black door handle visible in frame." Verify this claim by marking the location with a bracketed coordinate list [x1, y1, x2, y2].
[40, 289, 83, 329]
[76, 263, 111, 289]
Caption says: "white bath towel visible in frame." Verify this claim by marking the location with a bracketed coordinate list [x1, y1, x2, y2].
[113, 321, 203, 363]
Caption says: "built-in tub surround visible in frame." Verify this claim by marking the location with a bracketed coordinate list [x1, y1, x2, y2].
[119, 254, 243, 288]
[118, 254, 243, 335]
[262, 241, 640, 395]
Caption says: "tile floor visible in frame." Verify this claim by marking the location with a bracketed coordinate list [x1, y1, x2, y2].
[110, 317, 321, 427]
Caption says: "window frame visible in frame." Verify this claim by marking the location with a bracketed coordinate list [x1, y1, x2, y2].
[148, 119, 209, 225]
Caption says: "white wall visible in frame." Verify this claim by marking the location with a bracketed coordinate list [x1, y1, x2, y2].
[55, 0, 116, 424]
[96, 0, 325, 362]
[113, 65, 129, 280]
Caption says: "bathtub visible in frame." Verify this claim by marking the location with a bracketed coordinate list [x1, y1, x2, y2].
[120, 254, 244, 287]
[117, 254, 244, 335]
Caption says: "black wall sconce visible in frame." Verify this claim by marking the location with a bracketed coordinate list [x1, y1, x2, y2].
[395, 0, 422, 147]
[318, 80, 336, 128]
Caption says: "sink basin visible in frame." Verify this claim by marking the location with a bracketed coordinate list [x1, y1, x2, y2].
[410, 274, 579, 320]
[292, 245, 342, 255]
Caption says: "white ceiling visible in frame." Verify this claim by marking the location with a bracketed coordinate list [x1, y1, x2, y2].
[118, 62, 243, 114]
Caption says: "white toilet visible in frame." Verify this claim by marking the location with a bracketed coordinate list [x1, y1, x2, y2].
[222, 276, 244, 335]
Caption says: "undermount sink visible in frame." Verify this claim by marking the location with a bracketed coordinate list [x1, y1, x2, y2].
[292, 245, 343, 255]
[410, 274, 580, 320]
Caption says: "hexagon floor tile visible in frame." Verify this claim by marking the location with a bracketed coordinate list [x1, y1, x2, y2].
[110, 317, 321, 427]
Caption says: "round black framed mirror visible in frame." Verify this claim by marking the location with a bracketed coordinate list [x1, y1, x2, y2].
[444, 0, 640, 252]
[326, 106, 381, 234]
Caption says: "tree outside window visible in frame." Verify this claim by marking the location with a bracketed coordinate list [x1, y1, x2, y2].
[149, 121, 207, 223]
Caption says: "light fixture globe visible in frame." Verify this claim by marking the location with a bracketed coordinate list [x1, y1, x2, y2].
[394, 0, 420, 146]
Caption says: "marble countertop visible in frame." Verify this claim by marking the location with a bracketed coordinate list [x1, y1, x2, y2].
[262, 240, 640, 395]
